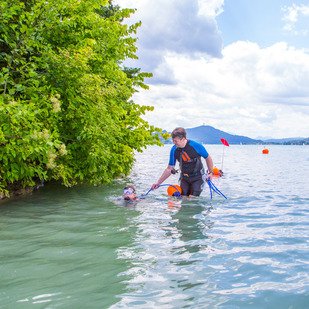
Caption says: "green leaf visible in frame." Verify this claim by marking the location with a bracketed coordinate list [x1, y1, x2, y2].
[1, 0, 162, 194]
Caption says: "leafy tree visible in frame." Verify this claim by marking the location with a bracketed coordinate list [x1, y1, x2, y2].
[0, 0, 164, 197]
[96, 0, 123, 20]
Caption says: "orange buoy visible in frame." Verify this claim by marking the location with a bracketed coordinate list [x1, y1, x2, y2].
[262, 148, 269, 154]
[213, 167, 219, 175]
[212, 167, 223, 177]
[167, 185, 182, 196]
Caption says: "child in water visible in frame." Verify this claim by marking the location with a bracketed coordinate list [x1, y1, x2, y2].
[121, 185, 138, 201]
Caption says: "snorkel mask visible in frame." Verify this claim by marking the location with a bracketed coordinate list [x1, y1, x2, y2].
[123, 188, 135, 200]
[123, 188, 134, 195]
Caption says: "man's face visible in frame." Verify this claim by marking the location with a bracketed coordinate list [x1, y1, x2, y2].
[173, 137, 186, 148]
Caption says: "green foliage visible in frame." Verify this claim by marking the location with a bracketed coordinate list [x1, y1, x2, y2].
[0, 0, 163, 195]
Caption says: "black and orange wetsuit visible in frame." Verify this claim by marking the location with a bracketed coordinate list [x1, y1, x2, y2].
[169, 140, 209, 196]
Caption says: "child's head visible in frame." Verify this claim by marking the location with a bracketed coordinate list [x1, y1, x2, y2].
[123, 185, 136, 200]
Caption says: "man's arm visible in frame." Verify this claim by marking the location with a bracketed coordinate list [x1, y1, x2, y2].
[151, 165, 174, 189]
[205, 155, 214, 179]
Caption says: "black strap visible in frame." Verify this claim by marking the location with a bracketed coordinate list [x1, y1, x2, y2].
[192, 157, 200, 174]
[179, 150, 183, 171]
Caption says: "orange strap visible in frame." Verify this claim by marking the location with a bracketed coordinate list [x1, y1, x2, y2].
[182, 151, 191, 161]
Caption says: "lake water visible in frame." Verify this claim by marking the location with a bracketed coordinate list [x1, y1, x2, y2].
[1, 145, 309, 308]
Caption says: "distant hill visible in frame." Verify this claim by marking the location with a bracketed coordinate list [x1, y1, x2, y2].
[263, 137, 306, 143]
[256, 136, 273, 140]
[185, 125, 262, 144]
[160, 126, 308, 145]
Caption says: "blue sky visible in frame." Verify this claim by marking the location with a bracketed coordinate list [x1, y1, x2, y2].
[218, 0, 309, 49]
[115, 0, 309, 139]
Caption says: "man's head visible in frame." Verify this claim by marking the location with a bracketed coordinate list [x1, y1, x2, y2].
[171, 127, 187, 148]
[123, 185, 136, 200]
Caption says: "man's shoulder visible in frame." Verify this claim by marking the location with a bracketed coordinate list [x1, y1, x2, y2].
[188, 140, 204, 148]
[187, 140, 208, 157]
[170, 144, 177, 152]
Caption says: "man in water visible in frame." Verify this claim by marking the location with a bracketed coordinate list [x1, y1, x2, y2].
[151, 127, 214, 196]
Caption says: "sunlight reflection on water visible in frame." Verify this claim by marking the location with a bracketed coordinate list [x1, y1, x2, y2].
[0, 145, 308, 308]
[111, 145, 309, 308]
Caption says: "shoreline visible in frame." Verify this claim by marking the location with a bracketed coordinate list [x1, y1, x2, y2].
[1, 179, 44, 200]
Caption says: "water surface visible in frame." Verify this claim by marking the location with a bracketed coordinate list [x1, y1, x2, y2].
[1, 145, 308, 308]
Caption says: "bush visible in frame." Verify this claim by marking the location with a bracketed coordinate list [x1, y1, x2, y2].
[0, 0, 163, 196]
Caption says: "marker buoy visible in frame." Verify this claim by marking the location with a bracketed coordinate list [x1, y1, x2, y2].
[213, 167, 219, 175]
[262, 149, 269, 154]
[167, 185, 182, 197]
[212, 167, 223, 177]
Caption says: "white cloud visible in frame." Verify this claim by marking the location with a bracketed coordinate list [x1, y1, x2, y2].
[282, 4, 309, 35]
[282, 4, 309, 22]
[115, 0, 309, 138]
[198, 0, 224, 17]
[137, 41, 309, 138]
[116, 0, 223, 83]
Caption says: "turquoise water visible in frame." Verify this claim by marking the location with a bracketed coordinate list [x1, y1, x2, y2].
[1, 145, 308, 308]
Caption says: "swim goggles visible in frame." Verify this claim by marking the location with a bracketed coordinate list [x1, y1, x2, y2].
[123, 188, 135, 195]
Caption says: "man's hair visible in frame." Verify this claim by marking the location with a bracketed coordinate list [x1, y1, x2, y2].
[124, 185, 135, 192]
[171, 127, 187, 139]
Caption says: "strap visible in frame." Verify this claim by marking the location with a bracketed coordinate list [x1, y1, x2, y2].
[179, 150, 202, 176]
[192, 157, 200, 175]
[182, 168, 204, 178]
[179, 150, 183, 171]
[182, 151, 191, 161]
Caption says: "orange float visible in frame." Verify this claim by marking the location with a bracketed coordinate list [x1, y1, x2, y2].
[212, 167, 223, 177]
[167, 185, 182, 196]
[262, 148, 269, 154]
[213, 167, 219, 175]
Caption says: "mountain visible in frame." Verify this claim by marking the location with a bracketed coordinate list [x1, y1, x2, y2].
[185, 125, 262, 144]
[161, 126, 308, 145]
[256, 136, 273, 140]
[262, 137, 305, 143]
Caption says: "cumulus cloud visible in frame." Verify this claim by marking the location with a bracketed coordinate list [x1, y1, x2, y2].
[116, 0, 223, 84]
[116, 0, 309, 138]
[197, 0, 224, 17]
[137, 41, 309, 138]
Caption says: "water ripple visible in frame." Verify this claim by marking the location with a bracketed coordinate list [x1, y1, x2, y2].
[0, 145, 308, 308]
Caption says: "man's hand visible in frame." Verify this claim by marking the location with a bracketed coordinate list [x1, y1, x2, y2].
[151, 166, 174, 190]
[151, 183, 160, 190]
[207, 171, 213, 181]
